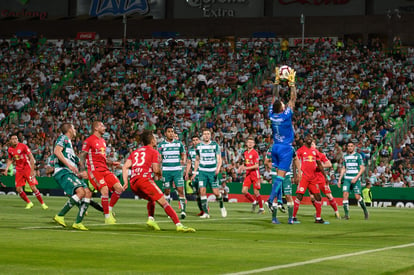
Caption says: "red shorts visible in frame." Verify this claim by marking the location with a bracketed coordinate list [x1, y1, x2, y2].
[315, 174, 332, 195]
[242, 173, 261, 190]
[130, 177, 163, 201]
[88, 170, 119, 191]
[296, 175, 320, 195]
[15, 169, 38, 187]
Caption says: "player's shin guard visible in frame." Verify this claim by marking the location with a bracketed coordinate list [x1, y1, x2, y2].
[268, 176, 283, 204]
[59, 195, 80, 216]
[343, 200, 349, 216]
[244, 192, 255, 203]
[216, 195, 224, 208]
[19, 191, 31, 203]
[101, 195, 109, 216]
[329, 197, 338, 212]
[34, 190, 44, 204]
[314, 200, 322, 219]
[90, 200, 103, 212]
[109, 191, 122, 208]
[293, 198, 301, 218]
[162, 203, 180, 224]
[76, 198, 90, 223]
[201, 196, 208, 213]
[256, 195, 263, 208]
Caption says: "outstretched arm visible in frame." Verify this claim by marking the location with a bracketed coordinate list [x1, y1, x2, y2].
[272, 67, 280, 104]
[287, 70, 297, 110]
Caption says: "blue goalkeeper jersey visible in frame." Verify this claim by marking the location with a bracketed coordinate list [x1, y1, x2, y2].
[269, 104, 294, 145]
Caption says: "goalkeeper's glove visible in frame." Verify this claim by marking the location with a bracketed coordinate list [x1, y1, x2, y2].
[274, 67, 280, 85]
[288, 69, 296, 87]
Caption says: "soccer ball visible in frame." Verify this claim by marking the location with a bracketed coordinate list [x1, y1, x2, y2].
[279, 65, 292, 80]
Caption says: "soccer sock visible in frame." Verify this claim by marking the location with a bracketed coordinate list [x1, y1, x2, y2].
[276, 185, 283, 204]
[201, 196, 208, 213]
[343, 200, 349, 216]
[271, 202, 278, 219]
[109, 191, 122, 208]
[76, 198, 90, 223]
[34, 190, 44, 204]
[216, 195, 224, 208]
[244, 192, 255, 203]
[293, 198, 301, 218]
[179, 197, 186, 212]
[90, 200, 104, 212]
[256, 195, 263, 208]
[287, 201, 294, 220]
[147, 201, 155, 217]
[59, 195, 80, 216]
[269, 176, 283, 203]
[314, 200, 322, 219]
[102, 195, 109, 217]
[196, 195, 203, 211]
[358, 198, 368, 214]
[329, 197, 338, 212]
[162, 203, 180, 224]
[19, 191, 31, 203]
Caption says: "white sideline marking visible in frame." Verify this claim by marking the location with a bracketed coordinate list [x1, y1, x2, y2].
[223, 242, 414, 275]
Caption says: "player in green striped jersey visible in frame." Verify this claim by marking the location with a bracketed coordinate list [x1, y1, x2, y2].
[338, 142, 369, 220]
[158, 126, 187, 219]
[192, 128, 227, 218]
[52, 123, 92, 230]
[185, 135, 205, 216]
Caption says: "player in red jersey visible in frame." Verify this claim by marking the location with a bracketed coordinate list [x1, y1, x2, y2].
[293, 134, 329, 224]
[311, 141, 340, 219]
[122, 130, 195, 232]
[238, 136, 264, 214]
[79, 121, 126, 224]
[3, 135, 48, 209]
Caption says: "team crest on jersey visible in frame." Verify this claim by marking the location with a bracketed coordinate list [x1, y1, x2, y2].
[100, 147, 106, 155]
[17, 150, 21, 153]
[312, 151, 316, 155]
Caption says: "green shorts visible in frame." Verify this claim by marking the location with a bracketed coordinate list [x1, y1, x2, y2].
[162, 170, 184, 189]
[198, 171, 219, 189]
[54, 170, 87, 196]
[342, 178, 362, 195]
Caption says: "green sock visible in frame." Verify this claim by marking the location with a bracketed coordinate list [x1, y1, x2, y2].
[179, 197, 186, 212]
[217, 195, 224, 208]
[287, 202, 294, 220]
[197, 196, 203, 211]
[58, 196, 79, 216]
[201, 197, 208, 213]
[343, 200, 349, 216]
[272, 203, 278, 219]
[76, 198, 90, 223]
[358, 198, 368, 214]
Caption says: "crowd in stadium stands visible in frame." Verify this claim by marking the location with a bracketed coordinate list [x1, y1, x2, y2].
[1, 34, 414, 188]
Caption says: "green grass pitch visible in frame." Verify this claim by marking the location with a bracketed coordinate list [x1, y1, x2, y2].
[0, 196, 413, 275]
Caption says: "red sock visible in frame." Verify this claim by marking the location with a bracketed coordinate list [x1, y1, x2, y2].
[162, 203, 180, 224]
[244, 193, 255, 203]
[101, 196, 109, 215]
[19, 191, 30, 203]
[314, 200, 322, 218]
[109, 191, 122, 208]
[293, 198, 301, 217]
[147, 201, 155, 217]
[34, 190, 44, 204]
[256, 195, 263, 208]
[329, 197, 338, 212]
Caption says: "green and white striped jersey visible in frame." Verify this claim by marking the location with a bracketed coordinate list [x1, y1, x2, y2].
[196, 141, 220, 173]
[342, 152, 363, 180]
[188, 146, 197, 169]
[158, 139, 185, 172]
[54, 134, 79, 175]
